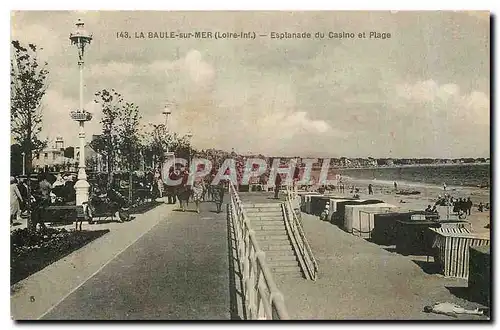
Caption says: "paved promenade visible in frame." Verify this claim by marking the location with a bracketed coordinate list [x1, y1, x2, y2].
[11, 198, 231, 320]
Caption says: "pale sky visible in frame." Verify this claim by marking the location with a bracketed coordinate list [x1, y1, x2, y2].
[10, 11, 490, 158]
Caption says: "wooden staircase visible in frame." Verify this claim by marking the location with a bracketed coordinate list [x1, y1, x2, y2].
[244, 203, 303, 278]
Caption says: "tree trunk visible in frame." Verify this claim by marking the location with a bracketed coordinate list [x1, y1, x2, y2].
[26, 112, 35, 231]
[129, 171, 133, 205]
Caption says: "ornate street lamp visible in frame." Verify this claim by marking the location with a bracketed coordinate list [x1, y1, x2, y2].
[162, 104, 172, 131]
[162, 103, 173, 153]
[69, 18, 93, 206]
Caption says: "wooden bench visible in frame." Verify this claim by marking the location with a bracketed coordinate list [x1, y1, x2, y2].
[43, 204, 88, 231]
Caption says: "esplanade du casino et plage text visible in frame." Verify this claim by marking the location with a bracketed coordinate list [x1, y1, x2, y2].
[117, 30, 392, 40]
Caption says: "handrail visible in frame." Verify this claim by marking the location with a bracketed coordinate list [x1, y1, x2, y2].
[228, 181, 290, 320]
[283, 185, 319, 281]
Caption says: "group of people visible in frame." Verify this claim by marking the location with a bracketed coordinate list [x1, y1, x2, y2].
[164, 165, 227, 213]
[428, 194, 475, 217]
[10, 172, 76, 226]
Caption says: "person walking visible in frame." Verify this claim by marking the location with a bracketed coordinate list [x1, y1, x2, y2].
[191, 179, 204, 213]
[274, 174, 282, 199]
[214, 180, 226, 213]
[10, 177, 23, 225]
[368, 184, 373, 195]
[176, 166, 191, 212]
[17, 177, 28, 215]
[293, 165, 300, 190]
[166, 166, 177, 204]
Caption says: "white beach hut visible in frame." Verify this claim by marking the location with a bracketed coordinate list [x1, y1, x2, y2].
[344, 203, 397, 236]
[328, 198, 357, 221]
[303, 193, 321, 214]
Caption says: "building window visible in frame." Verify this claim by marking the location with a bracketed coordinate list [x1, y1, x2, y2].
[44, 153, 48, 159]
[36, 153, 40, 159]
[53, 153, 57, 160]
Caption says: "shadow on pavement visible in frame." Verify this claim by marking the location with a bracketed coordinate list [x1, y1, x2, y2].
[172, 209, 199, 213]
[412, 259, 441, 275]
[128, 201, 163, 215]
[445, 286, 490, 310]
[383, 246, 398, 253]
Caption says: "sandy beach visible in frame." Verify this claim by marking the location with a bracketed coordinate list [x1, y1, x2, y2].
[277, 212, 490, 320]
[279, 176, 491, 319]
[320, 176, 490, 235]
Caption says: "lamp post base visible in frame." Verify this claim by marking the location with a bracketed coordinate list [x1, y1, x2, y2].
[74, 178, 90, 206]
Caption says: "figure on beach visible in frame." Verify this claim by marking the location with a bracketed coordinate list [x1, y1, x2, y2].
[443, 182, 447, 191]
[393, 181, 398, 191]
[338, 176, 345, 193]
[423, 302, 485, 318]
[466, 197, 473, 215]
[478, 202, 484, 212]
[368, 184, 373, 195]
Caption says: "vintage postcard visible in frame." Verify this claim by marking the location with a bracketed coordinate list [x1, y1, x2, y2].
[10, 10, 490, 320]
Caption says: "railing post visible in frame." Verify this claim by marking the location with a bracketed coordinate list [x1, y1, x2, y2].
[271, 291, 287, 320]
[243, 226, 251, 317]
[255, 251, 267, 320]
[247, 232, 256, 318]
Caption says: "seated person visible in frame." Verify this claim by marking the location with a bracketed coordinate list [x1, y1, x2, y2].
[478, 202, 484, 212]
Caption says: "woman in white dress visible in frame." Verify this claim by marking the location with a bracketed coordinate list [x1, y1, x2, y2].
[154, 169, 163, 198]
[191, 179, 204, 213]
[10, 177, 23, 224]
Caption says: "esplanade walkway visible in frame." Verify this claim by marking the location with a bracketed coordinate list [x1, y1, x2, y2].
[11, 188, 486, 320]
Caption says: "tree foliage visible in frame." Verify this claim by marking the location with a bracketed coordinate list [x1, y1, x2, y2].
[141, 124, 192, 168]
[93, 89, 123, 173]
[10, 40, 49, 171]
[116, 102, 142, 171]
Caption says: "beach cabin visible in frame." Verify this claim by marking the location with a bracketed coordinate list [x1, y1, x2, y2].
[298, 192, 309, 212]
[310, 195, 353, 217]
[302, 193, 321, 214]
[328, 198, 356, 222]
[430, 228, 490, 279]
[468, 245, 491, 306]
[310, 195, 331, 216]
[436, 205, 459, 220]
[333, 200, 383, 229]
[395, 219, 472, 256]
[344, 203, 397, 237]
[369, 211, 436, 246]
